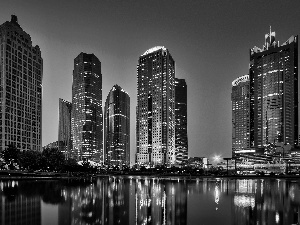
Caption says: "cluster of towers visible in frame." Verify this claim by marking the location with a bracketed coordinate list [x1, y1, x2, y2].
[0, 16, 188, 166]
[232, 28, 298, 156]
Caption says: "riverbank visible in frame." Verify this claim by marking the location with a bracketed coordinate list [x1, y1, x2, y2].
[1, 170, 300, 180]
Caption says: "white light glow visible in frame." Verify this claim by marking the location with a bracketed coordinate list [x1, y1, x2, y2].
[141, 46, 167, 56]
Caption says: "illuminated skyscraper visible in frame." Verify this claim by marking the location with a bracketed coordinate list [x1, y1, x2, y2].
[104, 84, 130, 166]
[0, 15, 43, 151]
[71, 52, 103, 162]
[58, 98, 72, 158]
[231, 75, 251, 155]
[250, 29, 298, 150]
[136, 46, 175, 165]
[175, 78, 188, 164]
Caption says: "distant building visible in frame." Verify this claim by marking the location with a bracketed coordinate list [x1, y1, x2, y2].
[58, 98, 72, 158]
[136, 46, 176, 165]
[71, 53, 103, 162]
[0, 15, 43, 151]
[104, 85, 130, 166]
[187, 157, 208, 168]
[250, 28, 298, 150]
[231, 75, 251, 156]
[175, 78, 188, 164]
[43, 141, 59, 150]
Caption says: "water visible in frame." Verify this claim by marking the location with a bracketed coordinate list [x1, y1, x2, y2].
[0, 176, 300, 225]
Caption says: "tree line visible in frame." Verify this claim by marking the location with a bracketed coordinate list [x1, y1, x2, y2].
[1, 144, 95, 172]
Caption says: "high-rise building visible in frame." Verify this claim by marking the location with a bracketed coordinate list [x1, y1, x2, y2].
[104, 84, 130, 166]
[0, 15, 43, 152]
[250, 28, 298, 150]
[175, 78, 188, 164]
[58, 98, 72, 158]
[71, 52, 103, 162]
[136, 46, 175, 165]
[231, 75, 251, 155]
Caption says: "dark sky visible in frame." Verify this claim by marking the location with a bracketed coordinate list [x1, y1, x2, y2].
[1, 0, 300, 163]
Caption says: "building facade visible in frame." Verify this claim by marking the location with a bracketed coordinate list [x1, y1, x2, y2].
[71, 52, 103, 162]
[58, 98, 72, 158]
[136, 46, 176, 165]
[0, 15, 43, 152]
[250, 29, 298, 151]
[231, 75, 251, 155]
[104, 84, 130, 166]
[175, 78, 188, 164]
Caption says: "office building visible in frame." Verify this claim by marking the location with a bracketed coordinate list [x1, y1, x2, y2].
[104, 84, 130, 166]
[71, 52, 103, 162]
[58, 98, 72, 158]
[175, 78, 188, 164]
[0, 15, 43, 151]
[250, 29, 298, 150]
[231, 75, 251, 155]
[136, 46, 175, 165]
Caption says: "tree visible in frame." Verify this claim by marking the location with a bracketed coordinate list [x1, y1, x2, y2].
[2, 144, 20, 169]
[19, 150, 43, 171]
[42, 148, 65, 171]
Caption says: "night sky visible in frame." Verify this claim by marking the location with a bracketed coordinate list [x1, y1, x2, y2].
[1, 0, 300, 163]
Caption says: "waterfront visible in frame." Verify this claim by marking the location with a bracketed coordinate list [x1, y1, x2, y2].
[0, 177, 300, 225]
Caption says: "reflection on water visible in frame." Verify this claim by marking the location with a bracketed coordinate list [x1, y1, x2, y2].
[1, 177, 300, 224]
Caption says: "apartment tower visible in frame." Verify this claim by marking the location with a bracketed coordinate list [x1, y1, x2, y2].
[136, 46, 175, 165]
[71, 52, 103, 162]
[104, 84, 130, 166]
[0, 15, 43, 151]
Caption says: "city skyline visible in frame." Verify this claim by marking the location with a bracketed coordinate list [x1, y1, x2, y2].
[1, 1, 300, 162]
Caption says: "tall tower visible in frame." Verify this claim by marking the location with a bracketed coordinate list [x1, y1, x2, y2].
[136, 46, 175, 165]
[175, 78, 188, 164]
[104, 84, 130, 166]
[58, 98, 72, 158]
[250, 29, 298, 150]
[231, 75, 251, 156]
[0, 15, 43, 151]
[71, 52, 103, 162]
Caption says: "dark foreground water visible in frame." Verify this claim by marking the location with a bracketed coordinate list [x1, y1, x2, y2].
[0, 177, 300, 225]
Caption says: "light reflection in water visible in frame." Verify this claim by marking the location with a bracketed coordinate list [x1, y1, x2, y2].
[0, 178, 300, 224]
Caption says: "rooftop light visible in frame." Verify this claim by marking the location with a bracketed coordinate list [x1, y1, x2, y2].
[141, 46, 167, 56]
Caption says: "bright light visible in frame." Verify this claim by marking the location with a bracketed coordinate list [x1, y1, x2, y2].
[213, 155, 221, 163]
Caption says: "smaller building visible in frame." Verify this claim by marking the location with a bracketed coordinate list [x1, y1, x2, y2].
[104, 85, 130, 166]
[42, 141, 59, 151]
[187, 157, 208, 168]
[58, 98, 72, 159]
[231, 75, 251, 157]
[175, 78, 188, 165]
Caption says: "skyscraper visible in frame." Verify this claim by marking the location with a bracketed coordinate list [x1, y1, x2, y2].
[231, 75, 251, 155]
[175, 78, 188, 164]
[250, 29, 298, 150]
[136, 46, 175, 165]
[71, 52, 103, 162]
[58, 98, 72, 158]
[104, 84, 130, 166]
[0, 15, 43, 152]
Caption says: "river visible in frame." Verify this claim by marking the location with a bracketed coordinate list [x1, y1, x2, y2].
[0, 176, 299, 224]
